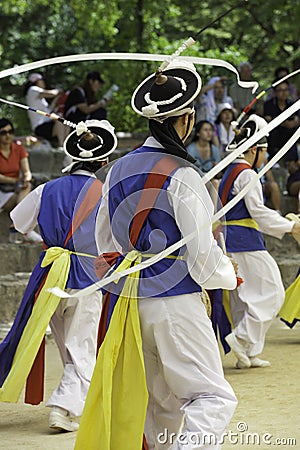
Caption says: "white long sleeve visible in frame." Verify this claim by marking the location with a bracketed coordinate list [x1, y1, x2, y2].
[232, 168, 294, 239]
[10, 170, 96, 235]
[10, 184, 44, 233]
[167, 167, 237, 290]
[95, 170, 122, 255]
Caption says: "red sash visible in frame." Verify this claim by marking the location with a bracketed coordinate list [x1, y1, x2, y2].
[219, 163, 249, 288]
[213, 163, 250, 241]
[220, 163, 250, 206]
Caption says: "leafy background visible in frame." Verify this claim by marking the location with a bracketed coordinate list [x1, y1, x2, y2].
[0, 0, 299, 134]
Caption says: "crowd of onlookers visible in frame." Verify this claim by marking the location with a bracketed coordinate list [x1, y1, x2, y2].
[0, 70, 116, 243]
[23, 70, 113, 148]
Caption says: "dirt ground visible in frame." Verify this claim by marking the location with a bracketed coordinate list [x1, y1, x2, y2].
[0, 318, 299, 450]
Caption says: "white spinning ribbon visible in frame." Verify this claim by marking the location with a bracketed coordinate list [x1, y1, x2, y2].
[0, 52, 258, 93]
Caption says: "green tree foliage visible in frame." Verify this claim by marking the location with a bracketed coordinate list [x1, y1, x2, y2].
[0, 0, 299, 134]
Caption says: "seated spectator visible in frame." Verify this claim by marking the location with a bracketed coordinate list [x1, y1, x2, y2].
[267, 67, 298, 102]
[24, 73, 67, 147]
[263, 80, 299, 161]
[215, 102, 236, 156]
[187, 120, 222, 209]
[0, 118, 42, 243]
[64, 71, 109, 124]
[195, 76, 233, 130]
[286, 148, 300, 213]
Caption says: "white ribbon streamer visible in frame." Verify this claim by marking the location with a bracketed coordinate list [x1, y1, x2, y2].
[272, 68, 300, 88]
[0, 52, 258, 93]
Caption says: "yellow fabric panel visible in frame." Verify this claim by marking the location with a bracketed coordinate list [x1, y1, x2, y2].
[222, 289, 234, 328]
[75, 251, 148, 450]
[279, 275, 300, 324]
[0, 247, 72, 402]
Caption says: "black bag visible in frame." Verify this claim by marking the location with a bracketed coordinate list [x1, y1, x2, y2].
[0, 183, 16, 193]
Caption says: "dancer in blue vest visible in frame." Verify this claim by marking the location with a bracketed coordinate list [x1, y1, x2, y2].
[83, 61, 239, 450]
[1, 119, 117, 431]
[219, 115, 300, 369]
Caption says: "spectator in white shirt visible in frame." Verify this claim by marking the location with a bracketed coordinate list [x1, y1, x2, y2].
[24, 73, 67, 147]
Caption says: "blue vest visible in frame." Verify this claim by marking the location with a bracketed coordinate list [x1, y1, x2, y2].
[107, 146, 202, 298]
[219, 163, 266, 252]
[39, 174, 101, 289]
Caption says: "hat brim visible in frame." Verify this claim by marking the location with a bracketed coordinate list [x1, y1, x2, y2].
[227, 115, 268, 151]
[131, 67, 201, 118]
[216, 108, 235, 123]
[64, 126, 117, 161]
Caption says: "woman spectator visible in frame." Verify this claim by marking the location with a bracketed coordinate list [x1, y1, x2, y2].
[187, 120, 222, 208]
[0, 118, 42, 243]
[215, 102, 236, 156]
[24, 73, 67, 147]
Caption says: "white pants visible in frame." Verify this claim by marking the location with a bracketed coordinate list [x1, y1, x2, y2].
[228, 251, 285, 357]
[138, 292, 237, 450]
[46, 289, 102, 417]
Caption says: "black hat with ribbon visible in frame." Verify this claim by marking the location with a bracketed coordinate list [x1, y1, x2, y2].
[227, 114, 269, 151]
[64, 119, 117, 162]
[131, 60, 201, 121]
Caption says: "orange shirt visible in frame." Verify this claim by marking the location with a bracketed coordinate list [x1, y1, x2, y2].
[0, 142, 28, 179]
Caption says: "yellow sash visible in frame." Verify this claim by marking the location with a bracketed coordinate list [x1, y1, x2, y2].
[75, 250, 148, 450]
[0, 247, 93, 403]
[212, 217, 259, 232]
[222, 218, 259, 230]
[222, 289, 234, 327]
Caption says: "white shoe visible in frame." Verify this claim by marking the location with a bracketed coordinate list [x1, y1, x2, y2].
[23, 230, 43, 243]
[249, 357, 271, 368]
[49, 406, 79, 432]
[236, 356, 271, 369]
[225, 332, 251, 369]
